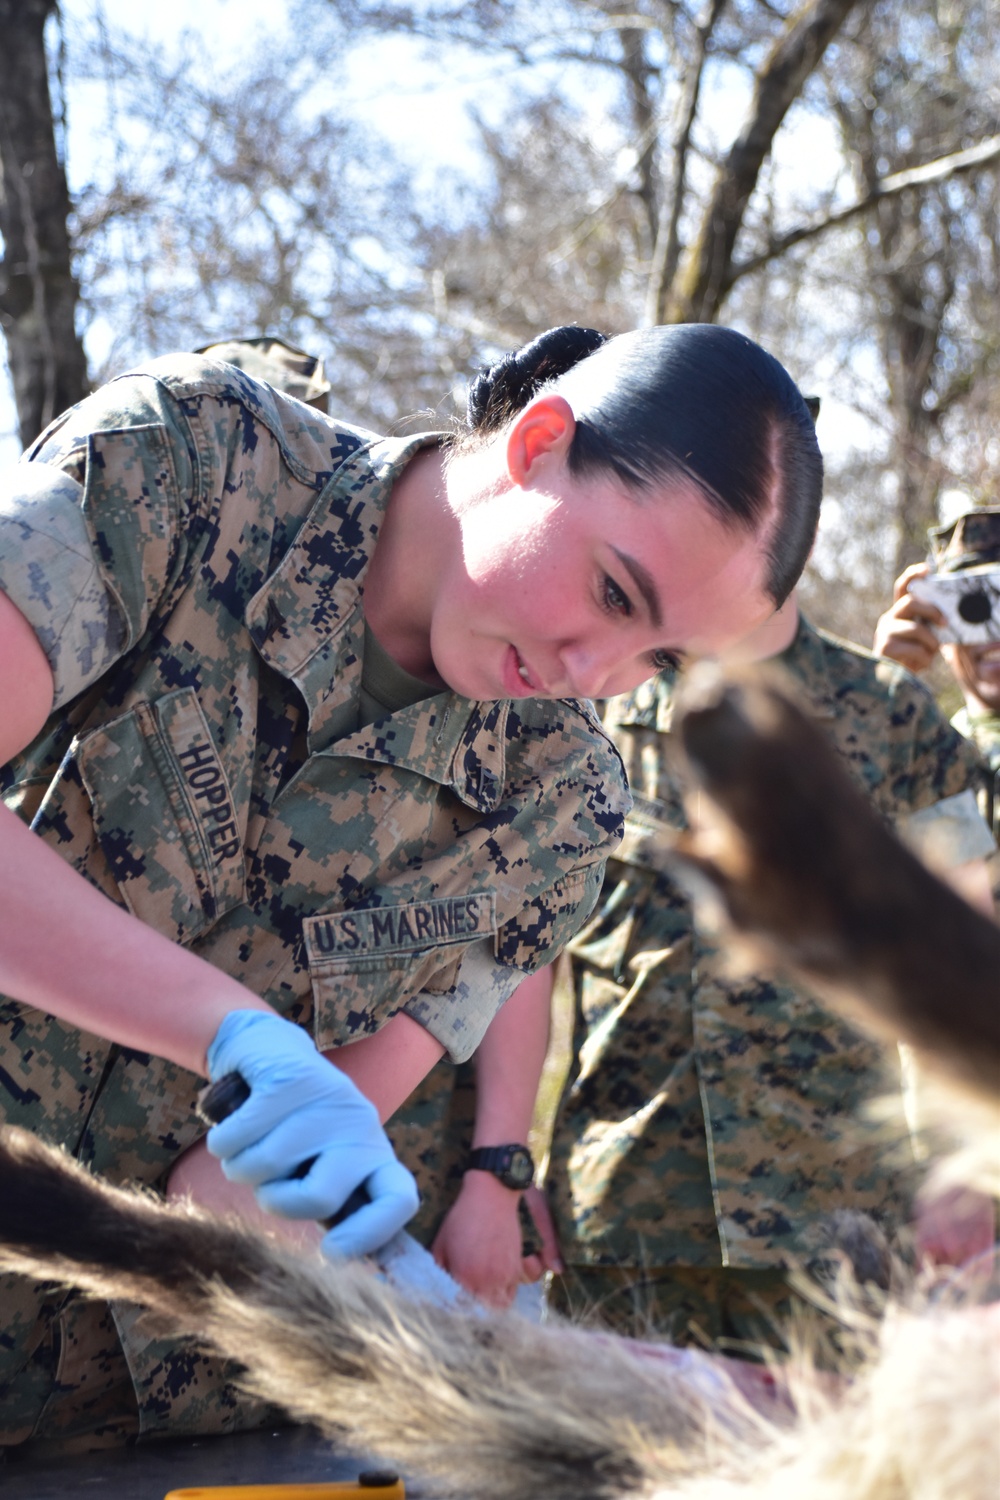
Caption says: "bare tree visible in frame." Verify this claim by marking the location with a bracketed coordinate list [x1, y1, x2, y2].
[63, 20, 458, 431]
[830, 0, 1000, 573]
[319, 0, 870, 326]
[0, 0, 88, 447]
[654, 0, 863, 323]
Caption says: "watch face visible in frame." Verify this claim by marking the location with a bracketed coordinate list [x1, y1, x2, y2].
[505, 1147, 534, 1189]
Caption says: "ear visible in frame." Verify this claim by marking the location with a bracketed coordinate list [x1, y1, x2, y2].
[506, 396, 576, 486]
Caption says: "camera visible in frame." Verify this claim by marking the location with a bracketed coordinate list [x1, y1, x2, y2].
[909, 569, 1000, 645]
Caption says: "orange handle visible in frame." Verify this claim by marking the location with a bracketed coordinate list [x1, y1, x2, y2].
[163, 1480, 404, 1499]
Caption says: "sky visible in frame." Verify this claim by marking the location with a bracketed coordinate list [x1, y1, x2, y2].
[0, 0, 875, 466]
[0, 0, 519, 458]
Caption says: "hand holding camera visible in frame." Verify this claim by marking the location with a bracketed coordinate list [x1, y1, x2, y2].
[908, 569, 1000, 645]
[874, 560, 1000, 674]
[873, 562, 947, 673]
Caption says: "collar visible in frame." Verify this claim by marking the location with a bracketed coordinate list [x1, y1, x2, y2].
[774, 614, 837, 721]
[244, 430, 507, 811]
[245, 429, 437, 682]
[333, 694, 509, 814]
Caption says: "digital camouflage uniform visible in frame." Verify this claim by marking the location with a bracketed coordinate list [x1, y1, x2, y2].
[195, 337, 332, 413]
[545, 616, 993, 1348]
[927, 507, 1000, 840]
[952, 708, 1000, 841]
[0, 354, 628, 1450]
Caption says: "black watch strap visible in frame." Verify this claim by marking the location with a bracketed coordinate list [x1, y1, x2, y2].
[465, 1143, 535, 1191]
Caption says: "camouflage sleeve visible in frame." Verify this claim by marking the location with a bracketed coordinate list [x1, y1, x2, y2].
[0, 462, 124, 708]
[401, 857, 609, 1064]
[901, 788, 996, 869]
[401, 940, 527, 1064]
[883, 666, 987, 811]
[0, 374, 194, 708]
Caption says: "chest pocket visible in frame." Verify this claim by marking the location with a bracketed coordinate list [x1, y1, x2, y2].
[303, 892, 497, 1051]
[76, 688, 246, 944]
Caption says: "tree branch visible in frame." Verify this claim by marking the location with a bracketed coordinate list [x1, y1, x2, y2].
[645, 0, 726, 324]
[667, 0, 863, 324]
[726, 134, 1000, 288]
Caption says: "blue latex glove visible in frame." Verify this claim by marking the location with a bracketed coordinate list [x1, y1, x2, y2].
[205, 1010, 419, 1259]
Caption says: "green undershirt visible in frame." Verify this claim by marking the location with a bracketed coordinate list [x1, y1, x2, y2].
[358, 620, 438, 726]
[318, 621, 437, 745]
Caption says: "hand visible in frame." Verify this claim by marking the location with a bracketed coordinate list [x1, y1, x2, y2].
[522, 1182, 564, 1279]
[872, 563, 946, 674]
[914, 1182, 996, 1268]
[205, 1010, 419, 1259]
[431, 1171, 530, 1308]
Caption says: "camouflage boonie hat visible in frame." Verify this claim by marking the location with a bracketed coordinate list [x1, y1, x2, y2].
[195, 337, 331, 412]
[928, 508, 1000, 575]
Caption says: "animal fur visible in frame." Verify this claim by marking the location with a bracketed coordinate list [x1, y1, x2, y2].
[0, 665, 997, 1498]
[670, 662, 1000, 1184]
[0, 1124, 770, 1499]
[0, 1124, 996, 1498]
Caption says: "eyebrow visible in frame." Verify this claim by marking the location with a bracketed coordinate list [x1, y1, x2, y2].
[612, 546, 663, 629]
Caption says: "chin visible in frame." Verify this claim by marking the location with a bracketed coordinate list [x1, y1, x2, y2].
[430, 661, 489, 702]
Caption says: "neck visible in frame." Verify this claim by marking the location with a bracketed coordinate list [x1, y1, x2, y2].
[362, 444, 452, 686]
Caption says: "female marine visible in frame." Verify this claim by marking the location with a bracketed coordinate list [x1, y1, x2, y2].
[0, 323, 820, 1446]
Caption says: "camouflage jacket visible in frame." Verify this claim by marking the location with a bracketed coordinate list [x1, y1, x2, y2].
[952, 706, 1000, 838]
[0, 354, 628, 1199]
[547, 617, 992, 1270]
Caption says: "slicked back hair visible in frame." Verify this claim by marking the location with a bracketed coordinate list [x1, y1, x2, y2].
[466, 324, 822, 607]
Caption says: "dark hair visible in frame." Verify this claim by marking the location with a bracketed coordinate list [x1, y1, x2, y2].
[466, 326, 609, 435]
[466, 324, 822, 607]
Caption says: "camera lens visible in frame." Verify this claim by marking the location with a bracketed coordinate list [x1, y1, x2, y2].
[958, 589, 993, 625]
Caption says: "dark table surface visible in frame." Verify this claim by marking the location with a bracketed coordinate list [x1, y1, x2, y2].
[0, 1424, 413, 1498]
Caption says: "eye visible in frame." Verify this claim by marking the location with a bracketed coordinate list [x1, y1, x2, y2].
[651, 648, 682, 674]
[601, 574, 633, 617]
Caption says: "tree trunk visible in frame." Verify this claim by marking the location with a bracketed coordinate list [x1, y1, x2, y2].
[665, 0, 863, 325]
[0, 0, 88, 448]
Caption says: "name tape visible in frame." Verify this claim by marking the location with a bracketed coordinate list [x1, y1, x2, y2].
[304, 891, 496, 963]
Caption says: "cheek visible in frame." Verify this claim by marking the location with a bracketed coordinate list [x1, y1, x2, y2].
[475, 558, 576, 633]
[464, 500, 571, 592]
[951, 648, 980, 686]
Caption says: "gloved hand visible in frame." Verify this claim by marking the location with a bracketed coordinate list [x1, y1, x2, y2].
[205, 1009, 419, 1259]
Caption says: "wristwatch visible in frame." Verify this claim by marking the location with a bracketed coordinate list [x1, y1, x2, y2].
[465, 1143, 535, 1191]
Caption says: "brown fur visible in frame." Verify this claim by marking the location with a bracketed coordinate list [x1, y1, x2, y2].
[0, 664, 996, 1498]
[671, 663, 1000, 1149]
[0, 1124, 772, 1499]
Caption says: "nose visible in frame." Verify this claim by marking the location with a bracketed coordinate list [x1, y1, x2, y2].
[559, 640, 630, 700]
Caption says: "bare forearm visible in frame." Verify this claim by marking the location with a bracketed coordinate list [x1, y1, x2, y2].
[328, 1011, 445, 1123]
[0, 802, 270, 1075]
[472, 965, 553, 1146]
[430, 969, 555, 1304]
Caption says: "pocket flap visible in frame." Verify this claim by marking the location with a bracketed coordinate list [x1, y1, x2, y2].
[76, 689, 245, 943]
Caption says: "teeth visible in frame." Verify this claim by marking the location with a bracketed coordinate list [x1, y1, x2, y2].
[518, 664, 531, 682]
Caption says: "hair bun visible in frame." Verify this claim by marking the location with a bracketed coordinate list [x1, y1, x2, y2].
[467, 326, 607, 434]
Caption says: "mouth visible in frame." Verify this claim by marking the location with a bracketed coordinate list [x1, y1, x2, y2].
[973, 643, 1000, 670]
[505, 645, 549, 697]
